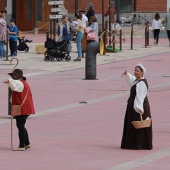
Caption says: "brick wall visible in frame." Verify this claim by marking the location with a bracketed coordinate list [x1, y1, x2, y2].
[65, 0, 109, 14]
[65, 0, 167, 14]
[136, 0, 167, 12]
[0, 0, 7, 12]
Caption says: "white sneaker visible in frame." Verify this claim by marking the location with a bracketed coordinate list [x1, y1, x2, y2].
[12, 147, 25, 151]
[154, 40, 156, 45]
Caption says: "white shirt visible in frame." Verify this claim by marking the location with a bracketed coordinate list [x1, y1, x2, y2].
[125, 73, 147, 114]
[8, 78, 24, 92]
[82, 14, 88, 29]
[152, 19, 162, 30]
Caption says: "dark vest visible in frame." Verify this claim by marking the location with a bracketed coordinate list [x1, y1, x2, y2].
[128, 79, 149, 104]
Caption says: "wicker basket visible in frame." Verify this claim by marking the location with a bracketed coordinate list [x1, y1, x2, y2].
[131, 114, 152, 129]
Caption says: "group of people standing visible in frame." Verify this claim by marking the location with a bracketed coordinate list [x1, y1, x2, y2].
[57, 3, 98, 61]
[0, 10, 19, 59]
[152, 8, 170, 46]
[0, 11, 7, 60]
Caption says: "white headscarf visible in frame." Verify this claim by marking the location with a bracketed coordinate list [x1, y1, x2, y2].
[135, 63, 146, 76]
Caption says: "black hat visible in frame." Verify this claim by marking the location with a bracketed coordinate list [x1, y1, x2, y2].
[8, 69, 26, 80]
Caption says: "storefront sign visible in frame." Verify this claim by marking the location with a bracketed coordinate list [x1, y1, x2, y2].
[48, 1, 63, 5]
[49, 15, 62, 19]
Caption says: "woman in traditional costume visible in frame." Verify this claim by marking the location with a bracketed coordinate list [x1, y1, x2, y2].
[121, 63, 153, 150]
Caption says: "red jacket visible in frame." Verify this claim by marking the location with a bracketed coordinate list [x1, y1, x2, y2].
[12, 80, 35, 115]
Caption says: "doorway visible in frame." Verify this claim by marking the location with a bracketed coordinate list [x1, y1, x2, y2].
[16, 0, 34, 31]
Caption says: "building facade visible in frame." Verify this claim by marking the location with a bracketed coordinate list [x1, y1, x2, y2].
[0, 0, 170, 31]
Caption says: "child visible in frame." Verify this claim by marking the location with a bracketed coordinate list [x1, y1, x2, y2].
[9, 19, 18, 57]
[18, 30, 33, 43]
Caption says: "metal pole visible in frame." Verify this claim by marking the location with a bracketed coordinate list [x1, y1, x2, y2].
[109, 0, 111, 45]
[103, 29, 106, 55]
[75, 0, 78, 13]
[102, 0, 104, 32]
[120, 29, 122, 50]
[117, 0, 120, 21]
[134, 0, 137, 12]
[6, 30, 9, 60]
[147, 21, 149, 46]
[131, 24, 133, 50]
[34, 0, 38, 34]
[145, 22, 147, 47]
[112, 30, 116, 53]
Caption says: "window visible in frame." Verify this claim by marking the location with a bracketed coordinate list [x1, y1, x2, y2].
[113, 0, 132, 13]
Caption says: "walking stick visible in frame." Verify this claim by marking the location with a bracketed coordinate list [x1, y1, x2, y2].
[9, 58, 19, 150]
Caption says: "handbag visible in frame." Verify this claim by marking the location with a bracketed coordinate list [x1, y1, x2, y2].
[11, 88, 29, 116]
[87, 32, 96, 41]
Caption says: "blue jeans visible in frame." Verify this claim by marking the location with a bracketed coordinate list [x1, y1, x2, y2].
[0, 41, 6, 58]
[76, 32, 83, 58]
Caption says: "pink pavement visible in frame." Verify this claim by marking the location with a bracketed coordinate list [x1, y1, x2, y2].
[0, 50, 170, 170]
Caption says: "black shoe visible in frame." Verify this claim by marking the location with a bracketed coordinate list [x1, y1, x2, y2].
[73, 58, 81, 61]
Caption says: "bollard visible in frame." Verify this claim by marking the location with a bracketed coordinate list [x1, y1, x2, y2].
[145, 22, 147, 47]
[120, 29, 122, 51]
[147, 21, 149, 46]
[112, 30, 116, 53]
[85, 42, 100, 80]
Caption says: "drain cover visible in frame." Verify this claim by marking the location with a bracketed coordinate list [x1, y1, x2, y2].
[79, 101, 87, 104]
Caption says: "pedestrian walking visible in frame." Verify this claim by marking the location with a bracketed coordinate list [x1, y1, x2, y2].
[121, 63, 153, 150]
[73, 12, 84, 61]
[3, 69, 35, 151]
[163, 8, 170, 46]
[9, 19, 18, 57]
[0, 13, 7, 60]
[152, 13, 162, 45]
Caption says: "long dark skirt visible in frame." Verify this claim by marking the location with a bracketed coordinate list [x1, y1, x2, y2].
[121, 102, 153, 150]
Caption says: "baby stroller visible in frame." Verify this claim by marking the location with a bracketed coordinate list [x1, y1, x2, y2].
[17, 38, 29, 52]
[44, 36, 72, 62]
